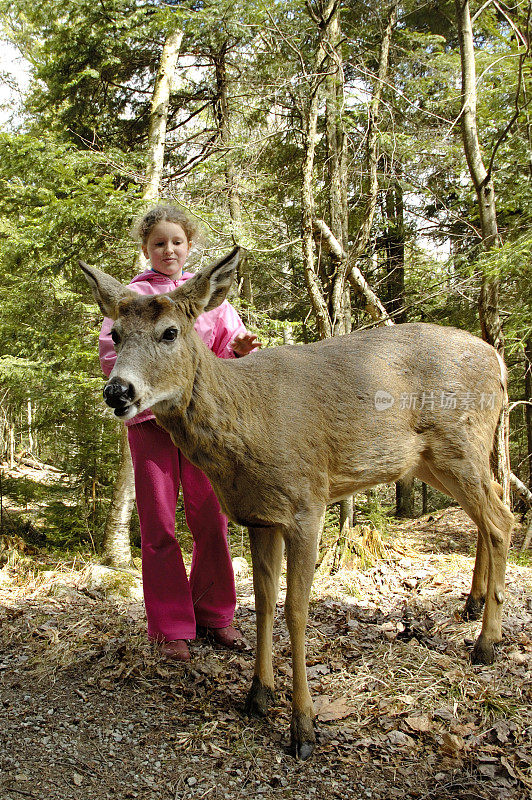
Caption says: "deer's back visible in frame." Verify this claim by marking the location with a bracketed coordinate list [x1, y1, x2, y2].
[179, 323, 503, 526]
[237, 322, 502, 425]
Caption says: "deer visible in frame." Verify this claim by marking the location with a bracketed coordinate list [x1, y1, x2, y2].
[80, 247, 514, 760]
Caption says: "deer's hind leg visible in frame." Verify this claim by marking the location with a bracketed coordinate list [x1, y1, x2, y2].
[283, 507, 323, 760]
[468, 480, 510, 617]
[245, 526, 284, 718]
[470, 483, 513, 664]
[462, 481, 505, 622]
[421, 457, 513, 664]
[414, 462, 488, 621]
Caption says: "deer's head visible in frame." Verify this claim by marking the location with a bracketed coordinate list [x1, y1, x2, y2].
[80, 247, 241, 420]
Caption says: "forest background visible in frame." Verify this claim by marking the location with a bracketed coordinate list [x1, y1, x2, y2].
[0, 0, 531, 561]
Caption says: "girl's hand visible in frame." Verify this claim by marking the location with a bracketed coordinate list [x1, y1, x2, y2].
[231, 332, 262, 357]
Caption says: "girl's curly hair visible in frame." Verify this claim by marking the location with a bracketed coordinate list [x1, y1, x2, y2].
[131, 204, 200, 245]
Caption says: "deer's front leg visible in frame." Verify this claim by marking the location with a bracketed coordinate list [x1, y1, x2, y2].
[245, 526, 284, 717]
[284, 517, 320, 760]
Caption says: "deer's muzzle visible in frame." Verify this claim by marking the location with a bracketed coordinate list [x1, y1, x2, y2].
[103, 377, 135, 416]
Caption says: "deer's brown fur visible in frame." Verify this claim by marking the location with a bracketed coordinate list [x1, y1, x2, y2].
[80, 248, 514, 760]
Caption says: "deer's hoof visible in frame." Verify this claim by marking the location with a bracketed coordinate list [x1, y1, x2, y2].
[471, 634, 495, 665]
[293, 741, 314, 761]
[290, 711, 315, 760]
[462, 594, 485, 621]
[244, 676, 276, 717]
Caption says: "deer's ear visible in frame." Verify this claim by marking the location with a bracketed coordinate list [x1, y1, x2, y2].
[172, 247, 241, 317]
[79, 261, 134, 319]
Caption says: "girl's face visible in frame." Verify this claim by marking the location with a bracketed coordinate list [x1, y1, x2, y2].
[142, 221, 190, 278]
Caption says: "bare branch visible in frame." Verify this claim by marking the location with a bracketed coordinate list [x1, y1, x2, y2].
[471, 0, 497, 24]
[313, 219, 393, 326]
[511, 472, 532, 506]
[493, 0, 529, 48]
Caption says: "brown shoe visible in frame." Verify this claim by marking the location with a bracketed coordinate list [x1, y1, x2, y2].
[160, 639, 191, 662]
[200, 625, 248, 651]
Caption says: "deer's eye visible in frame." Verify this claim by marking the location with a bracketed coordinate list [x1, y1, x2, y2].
[161, 327, 178, 342]
[111, 329, 121, 345]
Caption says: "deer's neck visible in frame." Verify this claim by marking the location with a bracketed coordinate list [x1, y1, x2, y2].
[154, 338, 249, 481]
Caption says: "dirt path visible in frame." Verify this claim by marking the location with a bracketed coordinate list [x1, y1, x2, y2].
[1, 511, 531, 800]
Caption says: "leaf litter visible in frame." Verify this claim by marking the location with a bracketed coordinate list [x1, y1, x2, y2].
[1, 508, 531, 800]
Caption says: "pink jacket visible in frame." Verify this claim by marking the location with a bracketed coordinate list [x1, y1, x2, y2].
[99, 269, 247, 426]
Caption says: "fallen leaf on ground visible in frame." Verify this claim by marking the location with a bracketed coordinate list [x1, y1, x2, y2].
[313, 695, 356, 722]
[405, 714, 432, 733]
[441, 732, 465, 755]
[386, 730, 416, 747]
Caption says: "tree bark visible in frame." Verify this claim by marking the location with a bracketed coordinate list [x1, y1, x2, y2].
[213, 44, 252, 303]
[9, 418, 15, 469]
[525, 339, 532, 490]
[383, 165, 406, 323]
[344, 2, 397, 300]
[396, 475, 415, 518]
[102, 28, 183, 566]
[300, 1, 336, 340]
[102, 426, 136, 567]
[324, 4, 348, 336]
[144, 29, 184, 202]
[314, 2, 397, 329]
[322, 5, 354, 529]
[301, 76, 332, 338]
[455, 0, 510, 503]
[304, 2, 397, 544]
[27, 399, 34, 454]
[383, 160, 415, 517]
[303, 2, 397, 337]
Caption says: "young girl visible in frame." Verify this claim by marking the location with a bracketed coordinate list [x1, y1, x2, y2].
[99, 204, 260, 662]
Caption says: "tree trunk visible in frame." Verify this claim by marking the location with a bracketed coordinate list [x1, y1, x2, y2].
[455, 0, 510, 503]
[525, 339, 532, 490]
[213, 44, 252, 303]
[383, 162, 416, 517]
[102, 426, 136, 567]
[422, 481, 428, 515]
[383, 165, 405, 323]
[322, 7, 354, 528]
[345, 1, 397, 296]
[339, 496, 354, 532]
[511, 472, 532, 506]
[301, 79, 332, 339]
[396, 475, 415, 518]
[144, 29, 184, 202]
[303, 1, 397, 337]
[325, 4, 349, 335]
[0, 467, 4, 535]
[27, 399, 34, 454]
[313, 218, 393, 326]
[102, 28, 183, 566]
[318, 1, 397, 327]
[9, 418, 15, 469]
[300, 1, 336, 340]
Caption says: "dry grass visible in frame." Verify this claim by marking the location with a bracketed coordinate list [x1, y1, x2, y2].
[1, 509, 532, 799]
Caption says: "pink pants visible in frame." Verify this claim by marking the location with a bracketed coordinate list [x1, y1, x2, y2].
[127, 420, 236, 641]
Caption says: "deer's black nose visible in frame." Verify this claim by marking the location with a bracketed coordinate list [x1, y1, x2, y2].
[103, 378, 134, 408]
